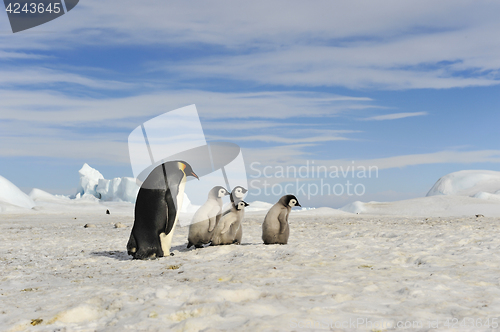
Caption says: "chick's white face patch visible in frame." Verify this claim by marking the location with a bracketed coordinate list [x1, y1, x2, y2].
[289, 199, 297, 207]
[234, 188, 245, 198]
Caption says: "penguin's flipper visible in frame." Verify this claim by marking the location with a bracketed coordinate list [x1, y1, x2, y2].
[163, 164, 185, 235]
[278, 212, 288, 234]
[208, 206, 221, 232]
[164, 187, 177, 235]
[208, 216, 218, 232]
[220, 215, 237, 234]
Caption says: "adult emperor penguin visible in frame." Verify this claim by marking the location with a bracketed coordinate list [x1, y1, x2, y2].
[187, 186, 229, 248]
[262, 195, 300, 245]
[211, 200, 249, 246]
[127, 160, 198, 259]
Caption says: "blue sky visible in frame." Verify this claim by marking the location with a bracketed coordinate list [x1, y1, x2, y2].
[1, 1, 499, 207]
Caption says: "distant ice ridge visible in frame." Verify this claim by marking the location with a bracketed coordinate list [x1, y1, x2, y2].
[74, 163, 138, 203]
[426, 170, 500, 198]
[245, 201, 273, 212]
[0, 175, 35, 209]
[243, 201, 315, 213]
[75, 163, 195, 212]
[340, 169, 500, 216]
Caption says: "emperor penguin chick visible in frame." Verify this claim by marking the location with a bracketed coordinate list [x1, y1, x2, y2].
[230, 186, 248, 202]
[222, 186, 248, 214]
[262, 195, 300, 245]
[187, 186, 229, 248]
[211, 200, 249, 246]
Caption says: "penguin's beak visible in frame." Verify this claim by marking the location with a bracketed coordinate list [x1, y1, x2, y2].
[191, 172, 199, 180]
[296, 203, 301, 207]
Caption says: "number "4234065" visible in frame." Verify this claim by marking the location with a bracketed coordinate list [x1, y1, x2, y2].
[6, 2, 62, 14]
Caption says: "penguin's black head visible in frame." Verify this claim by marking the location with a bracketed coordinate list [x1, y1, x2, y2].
[178, 161, 199, 180]
[230, 186, 248, 201]
[282, 195, 301, 208]
[211, 186, 229, 198]
[235, 200, 250, 210]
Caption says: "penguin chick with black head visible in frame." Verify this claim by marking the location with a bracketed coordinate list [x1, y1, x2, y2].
[230, 186, 248, 203]
[222, 186, 248, 214]
[187, 186, 229, 248]
[127, 160, 198, 260]
[262, 194, 300, 245]
[211, 200, 249, 246]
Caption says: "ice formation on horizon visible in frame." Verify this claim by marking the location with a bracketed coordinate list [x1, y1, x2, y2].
[29, 188, 65, 202]
[426, 170, 500, 198]
[0, 175, 35, 209]
[74, 163, 139, 203]
[338, 170, 500, 216]
[75, 163, 195, 212]
[76, 163, 105, 198]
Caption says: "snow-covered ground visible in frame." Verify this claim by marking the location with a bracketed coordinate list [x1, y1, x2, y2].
[1, 168, 500, 331]
[2, 208, 500, 331]
[340, 195, 500, 217]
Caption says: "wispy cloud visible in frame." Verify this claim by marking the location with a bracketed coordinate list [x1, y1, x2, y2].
[0, 68, 136, 90]
[328, 150, 500, 170]
[201, 120, 304, 131]
[2, 1, 500, 90]
[0, 134, 130, 163]
[163, 47, 500, 90]
[245, 149, 500, 172]
[0, 50, 47, 59]
[362, 112, 428, 121]
[208, 135, 351, 144]
[0, 89, 377, 123]
[0, 87, 371, 162]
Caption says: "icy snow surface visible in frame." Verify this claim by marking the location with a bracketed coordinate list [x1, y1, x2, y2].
[2, 169, 500, 330]
[340, 195, 500, 217]
[2, 197, 500, 331]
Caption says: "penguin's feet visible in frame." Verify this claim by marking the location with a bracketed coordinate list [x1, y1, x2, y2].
[133, 253, 157, 260]
[134, 247, 162, 260]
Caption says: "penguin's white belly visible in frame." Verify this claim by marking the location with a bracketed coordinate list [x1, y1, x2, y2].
[160, 179, 186, 256]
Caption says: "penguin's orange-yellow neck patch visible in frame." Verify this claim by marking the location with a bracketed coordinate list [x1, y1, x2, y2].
[178, 162, 186, 171]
